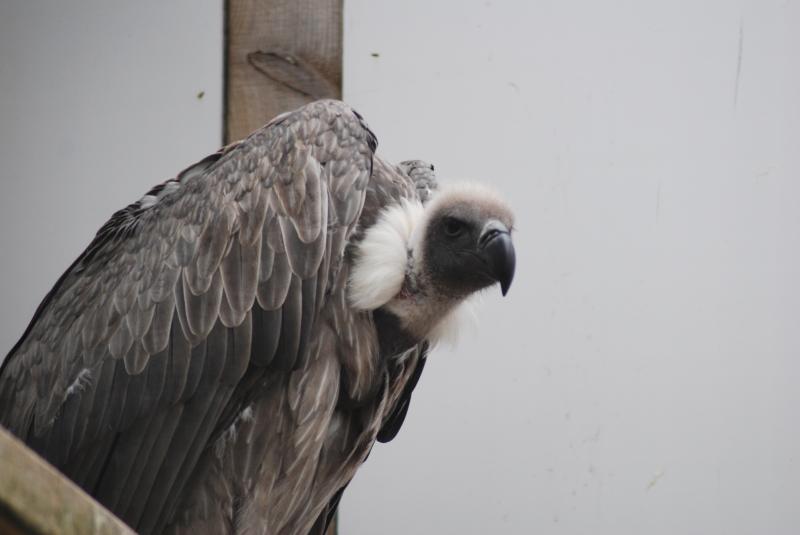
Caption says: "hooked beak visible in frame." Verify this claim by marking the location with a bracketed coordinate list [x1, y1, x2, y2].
[478, 221, 516, 296]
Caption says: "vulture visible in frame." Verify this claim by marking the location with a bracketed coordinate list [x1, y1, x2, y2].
[0, 100, 515, 535]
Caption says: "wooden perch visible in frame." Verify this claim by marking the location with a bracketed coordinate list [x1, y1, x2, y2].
[0, 425, 137, 535]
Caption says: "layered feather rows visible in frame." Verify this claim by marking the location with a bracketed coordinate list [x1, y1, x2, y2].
[0, 101, 382, 533]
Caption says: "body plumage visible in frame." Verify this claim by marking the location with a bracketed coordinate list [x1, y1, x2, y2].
[0, 100, 514, 535]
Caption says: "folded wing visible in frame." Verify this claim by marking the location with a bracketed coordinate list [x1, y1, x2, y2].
[0, 100, 376, 535]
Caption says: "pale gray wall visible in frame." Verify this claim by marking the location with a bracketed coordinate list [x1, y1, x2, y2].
[339, 2, 800, 534]
[1, 2, 799, 535]
[0, 1, 223, 353]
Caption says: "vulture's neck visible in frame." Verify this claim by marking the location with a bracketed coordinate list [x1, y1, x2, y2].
[348, 198, 468, 349]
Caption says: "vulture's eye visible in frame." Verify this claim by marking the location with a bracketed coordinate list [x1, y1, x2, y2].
[443, 217, 464, 237]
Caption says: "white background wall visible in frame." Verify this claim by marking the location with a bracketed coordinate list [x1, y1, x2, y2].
[1, 2, 799, 534]
[0, 1, 224, 350]
[341, 2, 800, 534]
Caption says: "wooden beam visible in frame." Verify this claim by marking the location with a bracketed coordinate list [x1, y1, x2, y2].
[225, 0, 343, 143]
[0, 426, 137, 535]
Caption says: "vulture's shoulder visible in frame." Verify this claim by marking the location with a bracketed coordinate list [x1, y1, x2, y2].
[0, 99, 382, 534]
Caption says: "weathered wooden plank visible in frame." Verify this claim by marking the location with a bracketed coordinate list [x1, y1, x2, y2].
[0, 425, 137, 535]
[226, 0, 343, 143]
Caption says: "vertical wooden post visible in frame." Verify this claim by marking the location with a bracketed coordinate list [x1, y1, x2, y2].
[225, 0, 343, 144]
[224, 2, 343, 533]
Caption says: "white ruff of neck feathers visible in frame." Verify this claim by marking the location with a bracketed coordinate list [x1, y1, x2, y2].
[348, 193, 480, 349]
[425, 294, 478, 349]
[348, 198, 424, 311]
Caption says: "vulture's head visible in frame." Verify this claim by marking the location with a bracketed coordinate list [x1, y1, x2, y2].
[349, 184, 515, 345]
[416, 185, 515, 299]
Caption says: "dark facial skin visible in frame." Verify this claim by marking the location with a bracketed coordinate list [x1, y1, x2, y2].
[423, 205, 515, 300]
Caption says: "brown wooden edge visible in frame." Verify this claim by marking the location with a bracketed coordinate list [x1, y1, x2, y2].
[0, 425, 137, 535]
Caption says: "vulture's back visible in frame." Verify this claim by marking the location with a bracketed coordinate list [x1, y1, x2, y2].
[0, 100, 432, 535]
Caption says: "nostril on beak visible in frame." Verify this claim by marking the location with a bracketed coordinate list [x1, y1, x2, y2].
[479, 220, 509, 249]
[479, 229, 500, 247]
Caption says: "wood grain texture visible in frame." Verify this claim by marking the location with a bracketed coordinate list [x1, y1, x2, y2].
[0, 425, 137, 535]
[226, 0, 343, 143]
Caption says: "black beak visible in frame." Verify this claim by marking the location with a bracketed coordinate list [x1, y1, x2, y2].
[478, 221, 516, 296]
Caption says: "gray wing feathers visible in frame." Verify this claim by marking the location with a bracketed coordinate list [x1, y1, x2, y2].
[142, 295, 176, 355]
[398, 160, 438, 203]
[355, 156, 418, 230]
[109, 320, 134, 360]
[71, 356, 117, 459]
[127, 301, 157, 344]
[279, 200, 328, 280]
[271, 275, 303, 372]
[219, 290, 248, 329]
[0, 99, 375, 535]
[219, 234, 260, 316]
[190, 204, 235, 294]
[257, 248, 293, 311]
[150, 265, 181, 304]
[250, 306, 282, 368]
[220, 312, 252, 384]
[182, 269, 224, 340]
[160, 316, 192, 407]
[124, 340, 150, 376]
